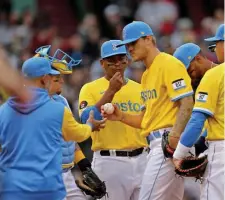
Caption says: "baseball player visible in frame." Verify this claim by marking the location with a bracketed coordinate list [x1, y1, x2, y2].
[51, 80, 94, 200]
[205, 23, 224, 64]
[173, 43, 217, 91]
[103, 21, 194, 200]
[35, 46, 104, 200]
[173, 23, 224, 200]
[0, 57, 106, 200]
[173, 43, 218, 156]
[78, 40, 148, 200]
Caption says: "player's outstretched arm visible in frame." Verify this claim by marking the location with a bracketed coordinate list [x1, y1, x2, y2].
[169, 96, 194, 148]
[173, 111, 208, 160]
[0, 48, 31, 102]
[62, 108, 106, 142]
[101, 104, 144, 129]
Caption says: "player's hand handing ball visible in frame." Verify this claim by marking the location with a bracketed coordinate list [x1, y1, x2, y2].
[87, 110, 107, 131]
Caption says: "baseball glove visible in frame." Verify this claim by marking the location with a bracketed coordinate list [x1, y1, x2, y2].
[175, 155, 208, 181]
[161, 131, 175, 158]
[75, 167, 107, 199]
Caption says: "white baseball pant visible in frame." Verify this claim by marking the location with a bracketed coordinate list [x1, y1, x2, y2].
[139, 128, 184, 200]
[63, 169, 87, 200]
[92, 148, 148, 200]
[200, 140, 224, 200]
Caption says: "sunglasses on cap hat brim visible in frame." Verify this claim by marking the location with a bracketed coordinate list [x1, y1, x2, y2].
[208, 44, 216, 52]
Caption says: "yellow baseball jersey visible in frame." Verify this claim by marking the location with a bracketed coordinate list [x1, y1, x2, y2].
[62, 108, 92, 142]
[141, 53, 193, 137]
[193, 63, 224, 140]
[79, 77, 148, 151]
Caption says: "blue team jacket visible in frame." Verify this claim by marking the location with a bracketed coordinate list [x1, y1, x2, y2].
[0, 88, 66, 200]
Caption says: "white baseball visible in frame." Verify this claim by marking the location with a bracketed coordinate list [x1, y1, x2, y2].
[103, 103, 115, 114]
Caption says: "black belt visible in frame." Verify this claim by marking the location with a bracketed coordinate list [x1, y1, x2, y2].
[100, 147, 145, 157]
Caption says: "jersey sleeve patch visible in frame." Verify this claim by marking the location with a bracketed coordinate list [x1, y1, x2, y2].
[140, 105, 146, 111]
[172, 79, 186, 90]
[196, 92, 208, 102]
[79, 101, 88, 109]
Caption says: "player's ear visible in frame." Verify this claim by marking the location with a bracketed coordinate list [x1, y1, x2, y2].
[124, 56, 129, 65]
[100, 59, 106, 69]
[195, 54, 204, 64]
[100, 59, 104, 66]
[145, 36, 156, 46]
[39, 76, 45, 85]
[41, 75, 51, 86]
[144, 36, 151, 43]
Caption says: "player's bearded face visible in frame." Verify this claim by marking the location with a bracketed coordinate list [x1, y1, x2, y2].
[126, 38, 147, 62]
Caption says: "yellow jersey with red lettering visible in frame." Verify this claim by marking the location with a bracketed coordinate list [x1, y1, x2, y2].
[79, 77, 148, 151]
[193, 63, 224, 140]
[141, 52, 193, 136]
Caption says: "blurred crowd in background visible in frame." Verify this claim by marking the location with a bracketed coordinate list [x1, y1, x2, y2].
[0, 0, 223, 114]
[0, 0, 223, 199]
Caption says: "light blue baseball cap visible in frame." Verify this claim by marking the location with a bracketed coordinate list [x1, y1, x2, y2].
[101, 40, 127, 59]
[117, 21, 154, 47]
[22, 57, 60, 78]
[204, 24, 224, 42]
[173, 43, 201, 69]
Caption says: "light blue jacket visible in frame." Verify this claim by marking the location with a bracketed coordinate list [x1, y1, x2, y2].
[0, 88, 66, 200]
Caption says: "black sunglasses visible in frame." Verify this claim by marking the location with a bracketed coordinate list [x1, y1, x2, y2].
[208, 44, 216, 52]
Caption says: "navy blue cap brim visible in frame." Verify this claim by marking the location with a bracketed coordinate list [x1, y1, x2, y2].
[204, 36, 224, 42]
[116, 38, 140, 47]
[49, 69, 60, 75]
[101, 51, 127, 59]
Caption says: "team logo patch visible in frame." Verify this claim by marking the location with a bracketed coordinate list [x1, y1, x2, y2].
[196, 92, 208, 102]
[112, 43, 118, 51]
[172, 79, 186, 90]
[79, 101, 88, 109]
